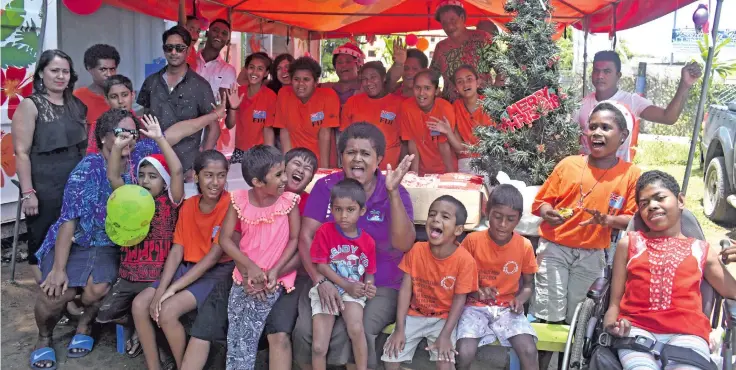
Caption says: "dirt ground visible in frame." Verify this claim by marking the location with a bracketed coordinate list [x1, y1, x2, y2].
[1, 262, 151, 370]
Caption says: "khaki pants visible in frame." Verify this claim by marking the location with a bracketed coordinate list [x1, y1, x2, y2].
[530, 238, 605, 323]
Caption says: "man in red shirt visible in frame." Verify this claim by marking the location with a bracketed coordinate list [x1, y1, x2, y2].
[74, 44, 119, 154]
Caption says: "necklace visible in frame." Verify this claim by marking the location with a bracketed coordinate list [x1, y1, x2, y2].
[577, 156, 616, 210]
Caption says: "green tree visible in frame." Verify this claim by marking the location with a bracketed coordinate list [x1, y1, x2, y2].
[473, 0, 580, 185]
[320, 38, 350, 77]
[556, 27, 573, 70]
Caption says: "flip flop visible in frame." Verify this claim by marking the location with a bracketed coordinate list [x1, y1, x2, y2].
[67, 334, 94, 358]
[30, 346, 56, 370]
[125, 334, 142, 358]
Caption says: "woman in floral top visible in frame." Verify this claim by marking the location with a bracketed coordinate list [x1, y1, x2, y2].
[430, 0, 496, 102]
[29, 109, 159, 370]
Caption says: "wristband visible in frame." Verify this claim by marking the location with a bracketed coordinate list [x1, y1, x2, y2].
[22, 188, 36, 195]
[315, 277, 329, 287]
[214, 110, 223, 120]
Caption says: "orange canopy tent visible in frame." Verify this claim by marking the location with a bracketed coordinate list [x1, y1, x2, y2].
[102, 0, 697, 38]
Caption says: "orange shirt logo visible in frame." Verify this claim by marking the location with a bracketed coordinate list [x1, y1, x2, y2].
[379, 110, 397, 125]
[440, 275, 457, 290]
[310, 111, 325, 126]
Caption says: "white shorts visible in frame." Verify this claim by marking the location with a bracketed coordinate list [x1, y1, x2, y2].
[381, 316, 457, 363]
[308, 286, 366, 316]
[618, 326, 711, 370]
[456, 305, 537, 347]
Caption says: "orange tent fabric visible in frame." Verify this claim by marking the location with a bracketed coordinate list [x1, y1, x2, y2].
[102, 0, 696, 37]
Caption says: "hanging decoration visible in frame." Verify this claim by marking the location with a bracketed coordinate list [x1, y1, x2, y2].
[498, 86, 562, 131]
[249, 35, 261, 53]
[366, 34, 376, 46]
[63, 0, 102, 15]
[692, 4, 709, 33]
[405, 34, 418, 46]
[416, 37, 429, 51]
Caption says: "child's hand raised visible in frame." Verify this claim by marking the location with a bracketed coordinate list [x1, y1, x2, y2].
[426, 335, 458, 363]
[113, 131, 136, 150]
[426, 116, 453, 135]
[346, 281, 367, 299]
[139, 114, 163, 140]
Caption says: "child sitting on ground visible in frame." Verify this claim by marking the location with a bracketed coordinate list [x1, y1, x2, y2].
[97, 115, 184, 358]
[383, 195, 478, 370]
[310, 178, 377, 370]
[132, 150, 234, 370]
[218, 145, 301, 370]
[603, 170, 736, 369]
[456, 184, 539, 370]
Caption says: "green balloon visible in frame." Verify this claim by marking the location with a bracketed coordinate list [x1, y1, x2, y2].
[106, 185, 156, 231]
[106, 217, 150, 247]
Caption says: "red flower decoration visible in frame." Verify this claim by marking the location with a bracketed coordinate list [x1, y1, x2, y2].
[1, 67, 33, 120]
[1, 131, 16, 188]
[520, 65, 527, 71]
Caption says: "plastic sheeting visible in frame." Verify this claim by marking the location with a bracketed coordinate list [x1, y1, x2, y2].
[102, 0, 697, 38]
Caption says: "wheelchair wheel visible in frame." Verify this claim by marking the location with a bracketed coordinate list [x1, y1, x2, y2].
[569, 298, 596, 369]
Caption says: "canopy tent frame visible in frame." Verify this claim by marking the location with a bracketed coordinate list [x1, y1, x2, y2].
[682, 0, 724, 194]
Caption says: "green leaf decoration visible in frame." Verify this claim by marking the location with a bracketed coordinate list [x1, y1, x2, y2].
[1, 43, 36, 68]
[1, 0, 26, 43]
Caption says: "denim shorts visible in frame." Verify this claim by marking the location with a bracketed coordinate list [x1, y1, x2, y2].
[151, 261, 234, 310]
[40, 244, 120, 287]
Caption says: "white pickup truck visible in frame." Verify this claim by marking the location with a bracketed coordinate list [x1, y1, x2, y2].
[701, 101, 736, 224]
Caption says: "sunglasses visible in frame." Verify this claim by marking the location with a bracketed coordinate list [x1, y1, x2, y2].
[113, 127, 139, 139]
[163, 44, 188, 53]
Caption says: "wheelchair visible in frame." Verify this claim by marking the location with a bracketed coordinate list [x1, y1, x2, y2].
[564, 210, 736, 370]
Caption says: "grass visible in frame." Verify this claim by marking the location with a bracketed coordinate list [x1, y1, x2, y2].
[634, 140, 734, 245]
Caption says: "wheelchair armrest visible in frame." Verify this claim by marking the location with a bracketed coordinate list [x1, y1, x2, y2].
[724, 299, 736, 325]
[587, 277, 610, 301]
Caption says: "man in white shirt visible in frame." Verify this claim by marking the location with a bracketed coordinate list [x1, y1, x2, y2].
[194, 18, 238, 150]
[575, 50, 702, 161]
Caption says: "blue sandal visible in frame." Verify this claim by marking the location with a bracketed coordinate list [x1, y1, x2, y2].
[67, 334, 94, 358]
[29, 346, 56, 370]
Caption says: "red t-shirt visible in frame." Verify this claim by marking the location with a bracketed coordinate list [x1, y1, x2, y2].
[398, 97, 458, 175]
[119, 193, 179, 282]
[234, 85, 276, 152]
[453, 98, 493, 159]
[74, 87, 109, 154]
[310, 222, 377, 283]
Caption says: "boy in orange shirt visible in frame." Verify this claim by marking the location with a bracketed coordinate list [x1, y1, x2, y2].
[74, 44, 119, 154]
[456, 185, 539, 370]
[383, 195, 478, 369]
[341, 61, 405, 170]
[270, 57, 340, 169]
[398, 69, 457, 175]
[428, 65, 493, 174]
[530, 101, 641, 332]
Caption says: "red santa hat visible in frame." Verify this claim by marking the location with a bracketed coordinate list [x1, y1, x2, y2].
[333, 42, 365, 66]
[436, 0, 464, 12]
[138, 154, 171, 188]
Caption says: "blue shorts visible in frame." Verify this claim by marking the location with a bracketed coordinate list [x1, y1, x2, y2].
[40, 244, 120, 287]
[152, 261, 234, 310]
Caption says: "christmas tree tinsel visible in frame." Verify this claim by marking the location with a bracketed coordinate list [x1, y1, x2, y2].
[472, 0, 580, 186]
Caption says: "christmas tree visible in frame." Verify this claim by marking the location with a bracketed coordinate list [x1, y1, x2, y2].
[473, 0, 580, 186]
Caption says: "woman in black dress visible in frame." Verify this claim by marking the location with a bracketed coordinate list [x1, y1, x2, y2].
[11, 49, 88, 283]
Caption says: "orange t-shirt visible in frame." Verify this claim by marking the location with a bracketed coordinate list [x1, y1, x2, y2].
[272, 87, 340, 166]
[532, 155, 641, 250]
[398, 98, 457, 175]
[234, 85, 277, 152]
[399, 242, 478, 319]
[453, 98, 493, 159]
[341, 93, 404, 170]
[74, 87, 109, 154]
[173, 192, 231, 263]
[461, 231, 537, 307]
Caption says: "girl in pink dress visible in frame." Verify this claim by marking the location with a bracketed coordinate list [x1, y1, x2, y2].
[218, 145, 301, 370]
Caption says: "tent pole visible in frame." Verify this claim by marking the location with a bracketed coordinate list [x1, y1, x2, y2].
[682, 0, 723, 194]
[226, 7, 233, 63]
[582, 16, 589, 97]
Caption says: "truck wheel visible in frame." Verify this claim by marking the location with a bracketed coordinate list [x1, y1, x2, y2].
[704, 156, 736, 224]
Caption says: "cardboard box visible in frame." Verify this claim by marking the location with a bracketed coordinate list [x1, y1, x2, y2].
[306, 170, 488, 231]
